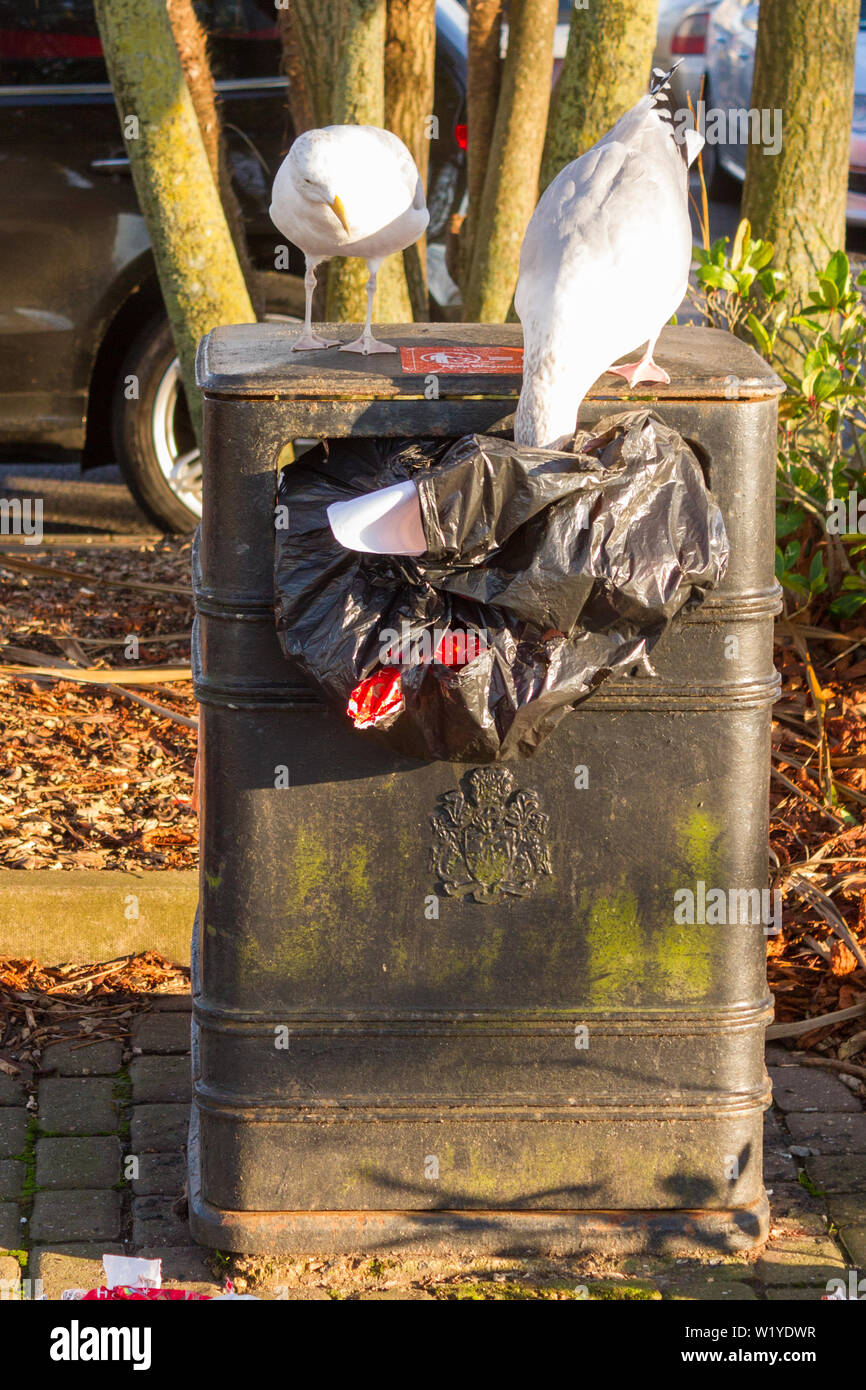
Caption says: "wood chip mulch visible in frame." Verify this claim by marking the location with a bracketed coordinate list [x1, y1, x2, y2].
[767, 625, 866, 1067]
[0, 950, 190, 1077]
[0, 542, 196, 869]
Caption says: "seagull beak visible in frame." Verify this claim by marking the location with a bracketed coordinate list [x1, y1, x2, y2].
[329, 194, 350, 234]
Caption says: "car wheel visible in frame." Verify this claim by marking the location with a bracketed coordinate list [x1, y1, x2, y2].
[112, 317, 202, 533]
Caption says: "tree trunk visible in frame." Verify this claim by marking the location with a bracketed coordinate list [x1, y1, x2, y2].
[325, 0, 412, 324]
[463, 0, 558, 322]
[540, 0, 658, 192]
[461, 0, 503, 290]
[742, 0, 859, 305]
[166, 0, 260, 313]
[276, 4, 317, 136]
[385, 0, 436, 314]
[94, 0, 255, 441]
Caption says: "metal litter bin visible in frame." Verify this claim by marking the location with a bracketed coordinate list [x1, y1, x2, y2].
[189, 322, 783, 1257]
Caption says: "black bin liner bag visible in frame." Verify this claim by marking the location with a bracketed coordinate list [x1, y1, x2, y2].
[274, 408, 729, 762]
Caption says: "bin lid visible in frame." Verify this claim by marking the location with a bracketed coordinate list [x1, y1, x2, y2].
[195, 322, 784, 402]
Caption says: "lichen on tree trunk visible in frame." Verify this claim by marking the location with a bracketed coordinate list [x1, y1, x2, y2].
[540, 0, 658, 193]
[94, 0, 255, 442]
[463, 0, 558, 322]
[742, 0, 859, 307]
[166, 0, 260, 313]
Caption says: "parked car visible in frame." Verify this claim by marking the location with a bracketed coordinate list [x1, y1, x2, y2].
[653, 0, 721, 114]
[0, 0, 467, 531]
[704, 0, 866, 213]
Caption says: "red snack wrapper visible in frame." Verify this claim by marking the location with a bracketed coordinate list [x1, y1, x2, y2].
[347, 667, 405, 728]
[82, 1286, 212, 1300]
[432, 630, 486, 667]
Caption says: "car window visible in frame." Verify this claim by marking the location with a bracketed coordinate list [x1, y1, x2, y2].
[0, 0, 106, 85]
[0, 0, 280, 86]
[193, 1, 280, 82]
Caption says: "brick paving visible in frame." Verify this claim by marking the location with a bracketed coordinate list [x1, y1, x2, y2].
[0, 1014, 864, 1301]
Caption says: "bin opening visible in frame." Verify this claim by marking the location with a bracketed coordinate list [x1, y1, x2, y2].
[274, 408, 729, 762]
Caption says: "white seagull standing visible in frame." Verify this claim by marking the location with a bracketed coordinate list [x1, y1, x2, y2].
[270, 124, 429, 354]
[514, 69, 705, 447]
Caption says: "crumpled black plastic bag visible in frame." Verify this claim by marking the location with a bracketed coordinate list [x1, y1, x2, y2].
[274, 409, 729, 762]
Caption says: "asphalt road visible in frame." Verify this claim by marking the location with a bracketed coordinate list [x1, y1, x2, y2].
[0, 462, 157, 541]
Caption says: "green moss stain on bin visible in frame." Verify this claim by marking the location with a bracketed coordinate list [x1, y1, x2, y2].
[585, 886, 644, 1007]
[585, 807, 723, 1007]
[230, 827, 376, 986]
[660, 807, 723, 1001]
[291, 824, 330, 907]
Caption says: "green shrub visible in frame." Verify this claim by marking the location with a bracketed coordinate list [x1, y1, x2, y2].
[691, 221, 866, 620]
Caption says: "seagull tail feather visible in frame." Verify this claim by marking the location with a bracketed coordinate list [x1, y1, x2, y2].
[649, 62, 699, 169]
[650, 62, 682, 97]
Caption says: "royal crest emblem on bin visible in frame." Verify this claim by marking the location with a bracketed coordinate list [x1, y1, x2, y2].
[430, 766, 552, 903]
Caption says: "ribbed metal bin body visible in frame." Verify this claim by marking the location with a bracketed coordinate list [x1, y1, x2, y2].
[189, 323, 782, 1256]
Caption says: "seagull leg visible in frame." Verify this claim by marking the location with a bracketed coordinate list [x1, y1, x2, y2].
[607, 334, 670, 387]
[339, 260, 397, 354]
[292, 257, 339, 351]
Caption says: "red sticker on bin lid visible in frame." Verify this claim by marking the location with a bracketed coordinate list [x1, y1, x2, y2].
[400, 345, 524, 374]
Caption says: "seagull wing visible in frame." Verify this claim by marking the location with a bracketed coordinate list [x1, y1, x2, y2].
[516, 141, 634, 319]
[514, 98, 692, 445]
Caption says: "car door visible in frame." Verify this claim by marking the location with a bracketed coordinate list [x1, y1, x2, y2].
[713, 0, 758, 176]
[0, 0, 146, 453]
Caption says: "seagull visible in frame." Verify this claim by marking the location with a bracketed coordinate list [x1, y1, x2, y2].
[269, 124, 429, 354]
[514, 67, 705, 447]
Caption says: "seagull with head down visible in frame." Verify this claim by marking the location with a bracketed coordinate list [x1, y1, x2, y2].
[514, 66, 704, 448]
[270, 124, 429, 355]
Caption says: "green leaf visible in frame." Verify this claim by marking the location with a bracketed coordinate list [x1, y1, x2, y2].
[817, 276, 839, 308]
[757, 268, 786, 299]
[784, 539, 802, 564]
[830, 590, 866, 618]
[747, 312, 772, 358]
[731, 219, 749, 270]
[803, 348, 825, 375]
[782, 573, 809, 595]
[813, 367, 843, 402]
[775, 508, 805, 539]
[698, 265, 738, 292]
[824, 249, 850, 295]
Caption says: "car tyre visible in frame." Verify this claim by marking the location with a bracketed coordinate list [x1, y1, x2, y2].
[112, 316, 201, 533]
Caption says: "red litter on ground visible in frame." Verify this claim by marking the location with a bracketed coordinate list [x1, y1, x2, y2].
[400, 345, 524, 375]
